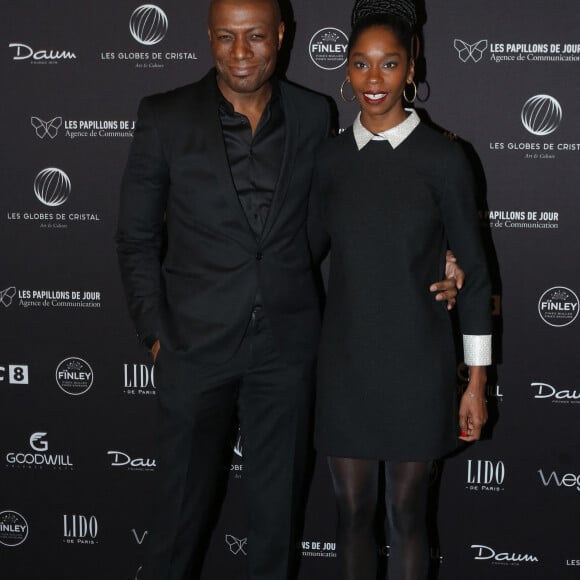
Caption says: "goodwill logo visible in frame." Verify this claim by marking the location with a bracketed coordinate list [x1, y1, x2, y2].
[489, 95, 579, 160]
[5, 432, 74, 470]
[538, 287, 579, 327]
[31, 115, 134, 140]
[532, 382, 580, 404]
[309, 28, 349, 70]
[99, 5, 197, 68]
[470, 544, 539, 566]
[454, 38, 580, 64]
[0, 511, 29, 547]
[8, 43, 76, 64]
[56, 357, 94, 396]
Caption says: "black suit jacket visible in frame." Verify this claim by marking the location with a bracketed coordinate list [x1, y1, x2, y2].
[116, 70, 330, 363]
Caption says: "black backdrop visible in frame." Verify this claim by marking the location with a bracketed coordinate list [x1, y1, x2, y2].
[1, 1, 579, 579]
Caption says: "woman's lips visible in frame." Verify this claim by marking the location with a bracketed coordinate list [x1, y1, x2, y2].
[363, 92, 388, 105]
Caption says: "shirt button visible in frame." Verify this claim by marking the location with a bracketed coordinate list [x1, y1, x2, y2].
[256, 252, 263, 260]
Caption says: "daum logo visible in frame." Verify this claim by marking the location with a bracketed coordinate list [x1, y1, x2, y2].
[532, 382, 580, 403]
[521, 95, 563, 136]
[471, 544, 539, 564]
[9, 43, 76, 62]
[129, 4, 169, 46]
[454, 39, 488, 63]
[226, 534, 247, 556]
[0, 511, 29, 547]
[34, 168, 71, 207]
[538, 286, 579, 327]
[31, 116, 62, 139]
[309, 28, 349, 70]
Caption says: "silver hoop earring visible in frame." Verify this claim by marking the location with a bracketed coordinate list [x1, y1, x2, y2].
[340, 79, 356, 103]
[403, 81, 417, 104]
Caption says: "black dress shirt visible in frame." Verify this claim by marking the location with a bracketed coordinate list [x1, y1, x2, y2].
[218, 79, 285, 240]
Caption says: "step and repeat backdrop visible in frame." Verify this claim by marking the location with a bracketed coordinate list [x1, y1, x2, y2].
[1, 1, 579, 579]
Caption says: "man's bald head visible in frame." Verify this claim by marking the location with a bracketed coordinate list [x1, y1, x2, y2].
[208, 0, 281, 25]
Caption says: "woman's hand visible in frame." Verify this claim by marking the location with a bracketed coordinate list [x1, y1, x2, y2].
[430, 250, 465, 310]
[459, 367, 488, 442]
[151, 340, 160, 363]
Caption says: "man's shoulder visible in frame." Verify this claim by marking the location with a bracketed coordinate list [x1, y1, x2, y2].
[279, 79, 329, 113]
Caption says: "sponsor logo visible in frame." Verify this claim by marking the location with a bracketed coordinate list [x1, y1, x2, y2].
[226, 534, 247, 556]
[299, 539, 337, 559]
[230, 425, 243, 478]
[0, 286, 17, 307]
[481, 209, 559, 231]
[538, 469, 580, 492]
[0, 364, 29, 384]
[538, 287, 579, 327]
[123, 363, 156, 396]
[8, 43, 76, 64]
[566, 559, 580, 566]
[29, 432, 48, 452]
[454, 39, 580, 64]
[532, 382, 580, 404]
[34, 168, 71, 207]
[466, 460, 505, 492]
[4, 287, 101, 309]
[31, 116, 135, 140]
[471, 544, 539, 565]
[107, 451, 156, 471]
[130, 4, 168, 45]
[454, 39, 488, 63]
[99, 5, 196, 68]
[63, 515, 98, 545]
[309, 28, 349, 70]
[31, 116, 62, 139]
[521, 95, 562, 136]
[0, 511, 29, 547]
[5, 432, 73, 470]
[132, 529, 148, 545]
[56, 357, 94, 396]
[135, 566, 143, 579]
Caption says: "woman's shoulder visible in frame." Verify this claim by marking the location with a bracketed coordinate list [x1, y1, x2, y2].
[412, 122, 469, 166]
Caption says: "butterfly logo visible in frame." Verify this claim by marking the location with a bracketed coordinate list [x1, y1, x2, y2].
[30, 116, 62, 139]
[225, 534, 248, 556]
[454, 39, 488, 63]
[0, 286, 17, 307]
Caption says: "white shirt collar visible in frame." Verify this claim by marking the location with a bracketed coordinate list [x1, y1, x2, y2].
[352, 108, 421, 151]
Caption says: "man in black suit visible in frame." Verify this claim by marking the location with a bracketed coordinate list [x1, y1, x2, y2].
[116, 1, 461, 579]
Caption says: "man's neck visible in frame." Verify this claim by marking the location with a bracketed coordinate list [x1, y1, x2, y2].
[218, 78, 273, 134]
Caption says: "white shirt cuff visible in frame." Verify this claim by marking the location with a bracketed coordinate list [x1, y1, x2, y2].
[463, 335, 492, 366]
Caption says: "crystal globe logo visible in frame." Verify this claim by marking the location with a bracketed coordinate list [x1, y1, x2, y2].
[56, 357, 94, 396]
[309, 27, 349, 70]
[33, 168, 71, 207]
[538, 286, 579, 327]
[0, 511, 28, 547]
[521, 95, 562, 136]
[129, 4, 169, 46]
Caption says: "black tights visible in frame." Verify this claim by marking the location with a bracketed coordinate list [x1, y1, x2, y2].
[329, 457, 431, 580]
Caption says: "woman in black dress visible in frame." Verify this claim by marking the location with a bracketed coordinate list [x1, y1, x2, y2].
[312, 1, 492, 578]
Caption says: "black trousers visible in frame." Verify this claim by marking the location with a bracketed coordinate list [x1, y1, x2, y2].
[141, 308, 315, 580]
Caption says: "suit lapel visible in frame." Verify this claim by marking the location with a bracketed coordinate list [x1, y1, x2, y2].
[262, 82, 299, 242]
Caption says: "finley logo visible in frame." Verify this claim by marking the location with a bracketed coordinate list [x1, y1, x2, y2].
[0, 511, 29, 547]
[521, 95, 562, 136]
[454, 39, 488, 63]
[129, 4, 169, 46]
[31, 116, 62, 139]
[226, 534, 247, 556]
[309, 27, 349, 70]
[34, 168, 71, 207]
[55, 357, 94, 396]
[538, 286, 579, 327]
[0, 286, 17, 307]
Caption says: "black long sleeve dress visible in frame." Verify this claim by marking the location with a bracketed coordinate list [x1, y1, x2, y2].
[313, 121, 492, 461]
